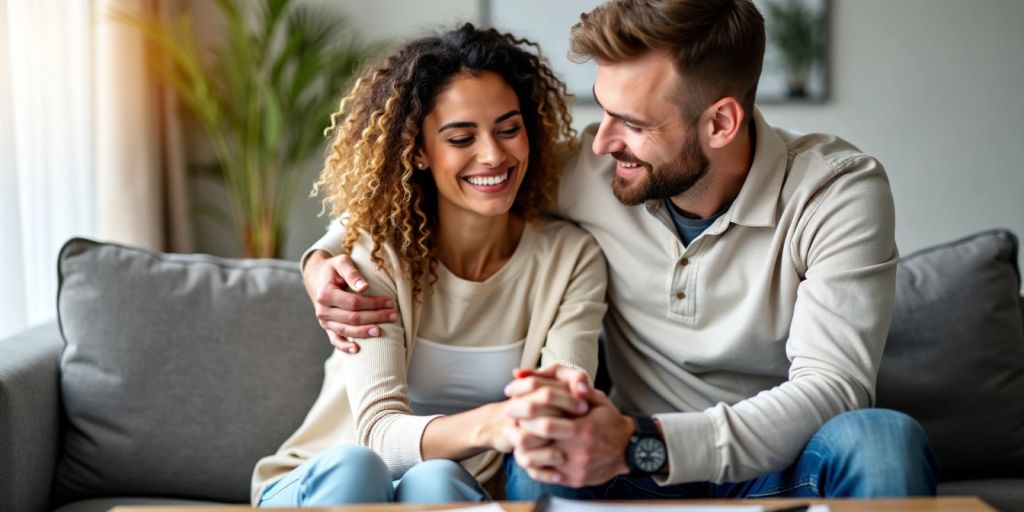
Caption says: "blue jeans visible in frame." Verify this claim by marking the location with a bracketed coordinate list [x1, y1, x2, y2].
[259, 444, 489, 507]
[506, 409, 938, 500]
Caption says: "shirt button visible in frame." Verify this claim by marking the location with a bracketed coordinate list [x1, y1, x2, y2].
[679, 258, 689, 266]
[676, 291, 685, 300]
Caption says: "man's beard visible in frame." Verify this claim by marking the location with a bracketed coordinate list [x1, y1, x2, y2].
[610, 130, 710, 206]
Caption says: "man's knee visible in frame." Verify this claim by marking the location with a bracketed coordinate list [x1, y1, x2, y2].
[817, 409, 931, 457]
[812, 409, 937, 496]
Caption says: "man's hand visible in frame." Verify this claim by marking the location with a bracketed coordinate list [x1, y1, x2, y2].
[503, 365, 592, 418]
[303, 250, 398, 353]
[506, 388, 633, 487]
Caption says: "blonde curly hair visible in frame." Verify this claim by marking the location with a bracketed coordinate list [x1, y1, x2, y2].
[313, 23, 577, 300]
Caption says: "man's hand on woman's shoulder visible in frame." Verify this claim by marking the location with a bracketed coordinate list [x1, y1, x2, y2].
[302, 250, 398, 353]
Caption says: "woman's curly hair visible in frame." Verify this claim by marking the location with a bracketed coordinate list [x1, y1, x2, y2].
[313, 23, 577, 300]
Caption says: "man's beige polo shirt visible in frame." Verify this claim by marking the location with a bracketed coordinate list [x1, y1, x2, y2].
[560, 109, 897, 485]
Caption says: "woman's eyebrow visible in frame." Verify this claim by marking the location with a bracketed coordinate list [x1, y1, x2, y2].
[438, 110, 522, 133]
[495, 110, 522, 123]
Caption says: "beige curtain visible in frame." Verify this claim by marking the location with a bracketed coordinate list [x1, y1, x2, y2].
[94, 0, 192, 252]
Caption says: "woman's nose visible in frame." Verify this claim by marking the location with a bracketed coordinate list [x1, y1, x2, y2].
[477, 136, 507, 167]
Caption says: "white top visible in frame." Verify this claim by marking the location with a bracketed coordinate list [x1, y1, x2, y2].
[408, 337, 526, 416]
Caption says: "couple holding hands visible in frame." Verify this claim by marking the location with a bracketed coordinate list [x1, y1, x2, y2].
[253, 0, 937, 507]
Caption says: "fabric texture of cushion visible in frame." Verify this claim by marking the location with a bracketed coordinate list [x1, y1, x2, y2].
[876, 229, 1024, 480]
[54, 238, 332, 504]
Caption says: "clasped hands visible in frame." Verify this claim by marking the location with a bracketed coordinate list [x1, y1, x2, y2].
[501, 364, 635, 487]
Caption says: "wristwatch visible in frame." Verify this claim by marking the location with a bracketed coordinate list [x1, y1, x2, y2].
[626, 415, 667, 475]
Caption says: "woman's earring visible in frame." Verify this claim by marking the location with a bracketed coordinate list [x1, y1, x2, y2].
[416, 162, 427, 170]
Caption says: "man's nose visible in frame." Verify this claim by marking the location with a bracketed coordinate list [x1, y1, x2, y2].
[592, 116, 623, 155]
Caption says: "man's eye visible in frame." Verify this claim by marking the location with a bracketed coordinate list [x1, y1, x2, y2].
[624, 123, 642, 133]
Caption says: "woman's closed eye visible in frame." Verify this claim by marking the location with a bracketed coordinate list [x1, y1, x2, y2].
[447, 135, 474, 146]
[497, 124, 522, 137]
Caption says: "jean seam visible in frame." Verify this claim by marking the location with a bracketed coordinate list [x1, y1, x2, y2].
[259, 478, 298, 504]
[741, 479, 819, 498]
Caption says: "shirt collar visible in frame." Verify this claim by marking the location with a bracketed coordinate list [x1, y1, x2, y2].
[642, 108, 789, 232]
[725, 108, 789, 228]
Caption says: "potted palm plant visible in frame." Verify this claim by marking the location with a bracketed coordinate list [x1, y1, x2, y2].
[116, 0, 375, 258]
[763, 0, 826, 99]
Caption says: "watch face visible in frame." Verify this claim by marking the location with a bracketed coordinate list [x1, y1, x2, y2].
[634, 437, 666, 473]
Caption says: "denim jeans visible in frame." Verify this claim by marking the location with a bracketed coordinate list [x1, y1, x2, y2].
[506, 409, 938, 500]
[259, 444, 488, 507]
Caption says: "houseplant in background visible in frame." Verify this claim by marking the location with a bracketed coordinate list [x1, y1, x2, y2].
[117, 0, 375, 258]
[762, 0, 826, 99]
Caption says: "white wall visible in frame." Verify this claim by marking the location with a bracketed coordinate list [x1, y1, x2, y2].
[269, 1, 1024, 284]
[575, 1, 1024, 281]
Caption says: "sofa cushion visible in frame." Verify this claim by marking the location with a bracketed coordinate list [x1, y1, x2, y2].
[55, 239, 332, 504]
[876, 229, 1024, 480]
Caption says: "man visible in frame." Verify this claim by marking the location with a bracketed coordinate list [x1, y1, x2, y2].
[301, 0, 937, 500]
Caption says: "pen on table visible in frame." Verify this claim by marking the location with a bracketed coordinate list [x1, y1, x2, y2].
[768, 504, 810, 512]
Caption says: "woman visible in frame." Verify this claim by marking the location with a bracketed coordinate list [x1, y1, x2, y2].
[251, 24, 607, 506]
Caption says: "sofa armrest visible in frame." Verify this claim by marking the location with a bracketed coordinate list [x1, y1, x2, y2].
[0, 321, 63, 512]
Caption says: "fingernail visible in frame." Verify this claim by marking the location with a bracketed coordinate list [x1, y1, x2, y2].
[368, 327, 380, 336]
[347, 347, 357, 354]
[386, 300, 395, 308]
[503, 384, 512, 396]
[576, 382, 589, 393]
[577, 401, 589, 414]
[389, 313, 398, 321]
[550, 474, 561, 484]
[354, 279, 367, 290]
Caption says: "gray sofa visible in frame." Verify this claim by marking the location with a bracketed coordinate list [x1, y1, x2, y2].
[1, 230, 1022, 512]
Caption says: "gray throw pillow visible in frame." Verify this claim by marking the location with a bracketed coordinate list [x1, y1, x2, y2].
[876, 229, 1024, 480]
[55, 239, 332, 504]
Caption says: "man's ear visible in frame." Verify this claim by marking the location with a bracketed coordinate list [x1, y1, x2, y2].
[705, 97, 745, 150]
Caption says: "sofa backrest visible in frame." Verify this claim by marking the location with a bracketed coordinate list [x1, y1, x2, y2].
[876, 229, 1024, 480]
[55, 239, 332, 505]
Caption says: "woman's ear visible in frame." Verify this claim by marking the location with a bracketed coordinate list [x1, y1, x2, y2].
[413, 149, 430, 171]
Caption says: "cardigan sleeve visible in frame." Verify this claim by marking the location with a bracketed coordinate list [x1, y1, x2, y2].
[335, 239, 441, 477]
[537, 228, 608, 383]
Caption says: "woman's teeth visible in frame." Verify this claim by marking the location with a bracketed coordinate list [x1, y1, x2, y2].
[466, 171, 509, 186]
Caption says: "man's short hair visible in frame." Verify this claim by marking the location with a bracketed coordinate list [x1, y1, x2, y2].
[570, 0, 765, 125]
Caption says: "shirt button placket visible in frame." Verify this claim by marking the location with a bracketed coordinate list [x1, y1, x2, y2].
[671, 254, 690, 317]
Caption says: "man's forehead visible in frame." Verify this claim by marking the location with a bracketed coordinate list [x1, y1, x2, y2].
[594, 52, 681, 120]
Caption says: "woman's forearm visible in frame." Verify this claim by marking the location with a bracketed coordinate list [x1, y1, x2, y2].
[420, 401, 510, 461]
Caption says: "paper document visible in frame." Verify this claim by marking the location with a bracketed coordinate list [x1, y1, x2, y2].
[536, 496, 830, 512]
[430, 504, 508, 512]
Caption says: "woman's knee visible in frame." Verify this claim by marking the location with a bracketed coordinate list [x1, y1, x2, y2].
[396, 459, 487, 503]
[300, 444, 394, 505]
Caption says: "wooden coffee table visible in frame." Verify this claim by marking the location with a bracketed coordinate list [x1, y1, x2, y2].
[111, 496, 995, 512]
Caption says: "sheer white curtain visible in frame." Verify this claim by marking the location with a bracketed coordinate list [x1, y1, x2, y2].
[1, 0, 96, 339]
[0, 0, 189, 339]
